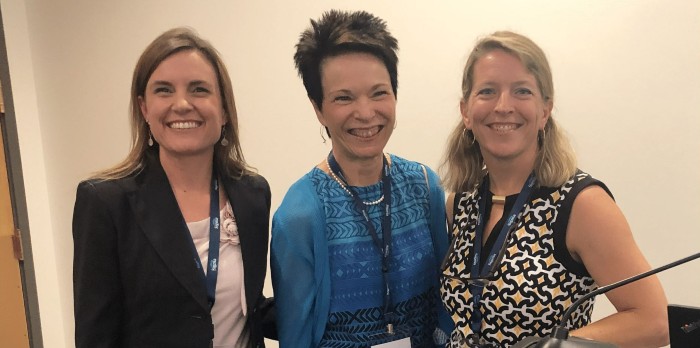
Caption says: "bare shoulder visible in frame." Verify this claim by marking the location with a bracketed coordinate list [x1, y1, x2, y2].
[566, 184, 656, 291]
[566, 184, 626, 261]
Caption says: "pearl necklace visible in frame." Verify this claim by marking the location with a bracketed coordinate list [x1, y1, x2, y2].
[325, 158, 385, 206]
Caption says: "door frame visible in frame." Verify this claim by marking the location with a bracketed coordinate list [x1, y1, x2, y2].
[0, 6, 44, 348]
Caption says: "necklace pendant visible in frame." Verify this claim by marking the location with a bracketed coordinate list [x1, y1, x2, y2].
[492, 195, 506, 204]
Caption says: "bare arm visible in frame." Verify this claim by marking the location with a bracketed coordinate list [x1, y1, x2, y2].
[566, 186, 668, 347]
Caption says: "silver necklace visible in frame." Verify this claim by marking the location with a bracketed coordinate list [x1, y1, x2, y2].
[325, 158, 385, 206]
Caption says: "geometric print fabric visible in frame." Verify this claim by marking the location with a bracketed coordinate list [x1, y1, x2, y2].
[441, 171, 601, 346]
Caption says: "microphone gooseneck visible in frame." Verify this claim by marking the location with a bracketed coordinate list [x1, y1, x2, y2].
[553, 252, 700, 340]
[512, 251, 700, 347]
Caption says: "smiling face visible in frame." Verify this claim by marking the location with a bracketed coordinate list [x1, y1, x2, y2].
[139, 50, 225, 162]
[462, 49, 551, 167]
[314, 52, 396, 165]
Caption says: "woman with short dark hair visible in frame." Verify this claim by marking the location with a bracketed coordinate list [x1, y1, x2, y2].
[271, 10, 452, 348]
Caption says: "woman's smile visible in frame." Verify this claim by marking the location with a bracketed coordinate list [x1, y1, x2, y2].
[167, 121, 203, 129]
[348, 125, 384, 138]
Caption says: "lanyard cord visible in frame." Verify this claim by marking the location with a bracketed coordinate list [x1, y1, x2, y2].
[468, 173, 536, 335]
[326, 152, 396, 325]
[184, 169, 221, 311]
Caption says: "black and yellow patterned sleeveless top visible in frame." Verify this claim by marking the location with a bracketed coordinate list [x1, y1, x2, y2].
[440, 171, 611, 347]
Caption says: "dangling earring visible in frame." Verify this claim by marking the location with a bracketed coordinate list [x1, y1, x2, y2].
[538, 128, 546, 146]
[147, 124, 154, 146]
[220, 126, 229, 146]
[320, 125, 327, 144]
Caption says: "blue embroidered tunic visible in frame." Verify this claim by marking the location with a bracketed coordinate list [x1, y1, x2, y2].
[271, 155, 452, 347]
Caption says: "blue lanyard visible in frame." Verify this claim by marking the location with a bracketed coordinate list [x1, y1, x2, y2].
[185, 170, 221, 311]
[327, 152, 395, 325]
[468, 173, 536, 335]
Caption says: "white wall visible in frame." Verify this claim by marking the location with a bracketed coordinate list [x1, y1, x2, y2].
[0, 0, 67, 346]
[2, 0, 699, 347]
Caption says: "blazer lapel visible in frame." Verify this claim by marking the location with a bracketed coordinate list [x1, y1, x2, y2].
[222, 176, 268, 312]
[128, 161, 210, 312]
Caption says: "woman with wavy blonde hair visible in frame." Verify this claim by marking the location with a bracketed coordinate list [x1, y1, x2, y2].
[439, 31, 668, 347]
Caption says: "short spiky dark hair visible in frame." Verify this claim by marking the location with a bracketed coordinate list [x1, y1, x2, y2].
[294, 10, 399, 109]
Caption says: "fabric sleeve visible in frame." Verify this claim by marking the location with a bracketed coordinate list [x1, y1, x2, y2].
[270, 176, 329, 348]
[72, 181, 123, 348]
[425, 167, 455, 345]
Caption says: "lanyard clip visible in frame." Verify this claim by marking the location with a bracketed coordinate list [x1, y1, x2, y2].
[386, 323, 395, 335]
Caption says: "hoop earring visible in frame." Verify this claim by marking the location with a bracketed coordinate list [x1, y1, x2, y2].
[320, 125, 327, 144]
[220, 126, 229, 146]
[538, 128, 546, 146]
[463, 128, 476, 146]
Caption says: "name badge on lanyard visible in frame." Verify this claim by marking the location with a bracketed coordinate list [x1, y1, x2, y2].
[372, 337, 411, 348]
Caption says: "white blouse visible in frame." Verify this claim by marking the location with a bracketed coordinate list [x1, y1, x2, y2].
[187, 201, 249, 348]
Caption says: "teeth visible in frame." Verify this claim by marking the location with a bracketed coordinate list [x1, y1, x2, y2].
[169, 121, 200, 129]
[491, 124, 518, 131]
[349, 126, 381, 138]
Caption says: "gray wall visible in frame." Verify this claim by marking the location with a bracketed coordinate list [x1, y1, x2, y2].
[2, 0, 699, 347]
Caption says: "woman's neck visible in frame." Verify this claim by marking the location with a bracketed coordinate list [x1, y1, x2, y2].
[331, 151, 386, 187]
[159, 150, 215, 194]
[484, 155, 536, 196]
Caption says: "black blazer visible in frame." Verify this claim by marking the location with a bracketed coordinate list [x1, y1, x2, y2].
[73, 154, 273, 348]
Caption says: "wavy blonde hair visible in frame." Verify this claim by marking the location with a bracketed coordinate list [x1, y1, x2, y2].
[92, 27, 251, 180]
[440, 31, 576, 193]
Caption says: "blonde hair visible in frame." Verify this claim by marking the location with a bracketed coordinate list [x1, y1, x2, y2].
[440, 31, 576, 193]
[92, 27, 251, 180]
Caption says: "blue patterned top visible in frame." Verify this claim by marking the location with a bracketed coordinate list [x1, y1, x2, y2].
[271, 155, 453, 348]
